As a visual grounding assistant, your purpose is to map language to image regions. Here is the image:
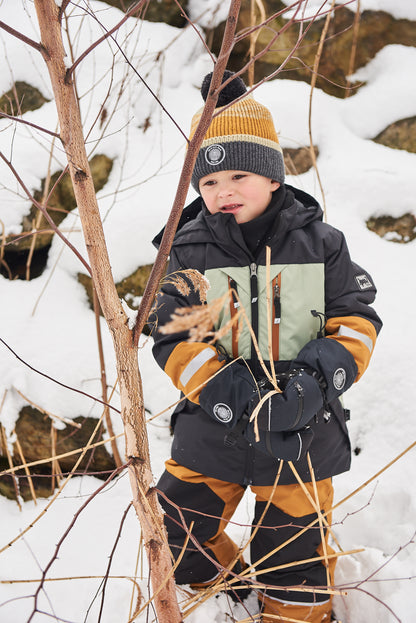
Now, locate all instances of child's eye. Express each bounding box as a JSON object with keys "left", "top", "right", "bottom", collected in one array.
[
  {"left": 202, "top": 179, "right": 216, "bottom": 186},
  {"left": 233, "top": 174, "right": 246, "bottom": 180}
]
